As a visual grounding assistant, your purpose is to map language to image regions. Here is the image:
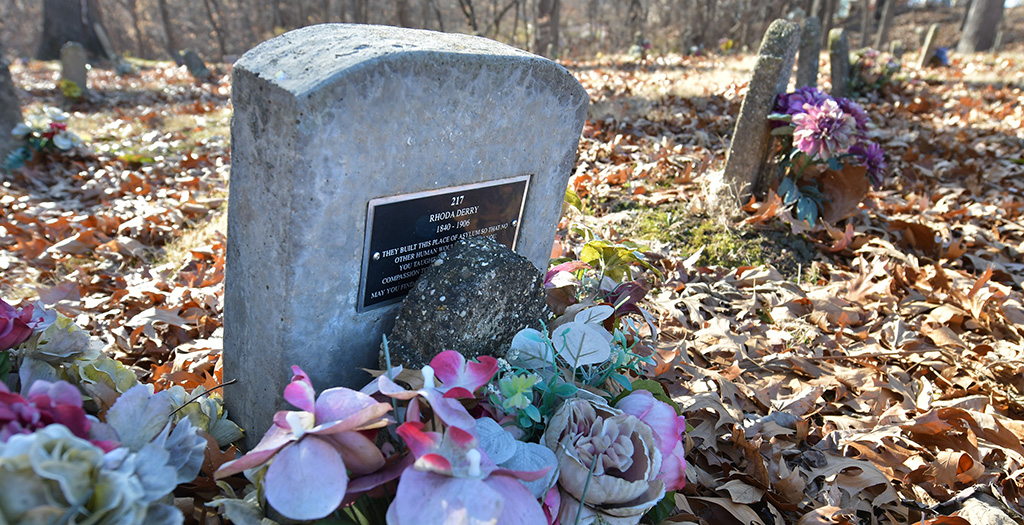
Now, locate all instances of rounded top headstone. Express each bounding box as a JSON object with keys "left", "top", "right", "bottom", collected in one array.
[{"left": 235, "top": 24, "right": 581, "bottom": 101}]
